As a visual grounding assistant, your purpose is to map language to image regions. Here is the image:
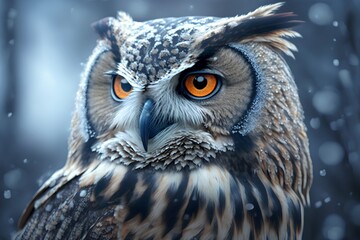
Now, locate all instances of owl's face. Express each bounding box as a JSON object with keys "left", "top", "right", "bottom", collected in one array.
[
  {"left": 69, "top": 3, "right": 311, "bottom": 203},
  {"left": 86, "top": 43, "right": 256, "bottom": 161}
]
